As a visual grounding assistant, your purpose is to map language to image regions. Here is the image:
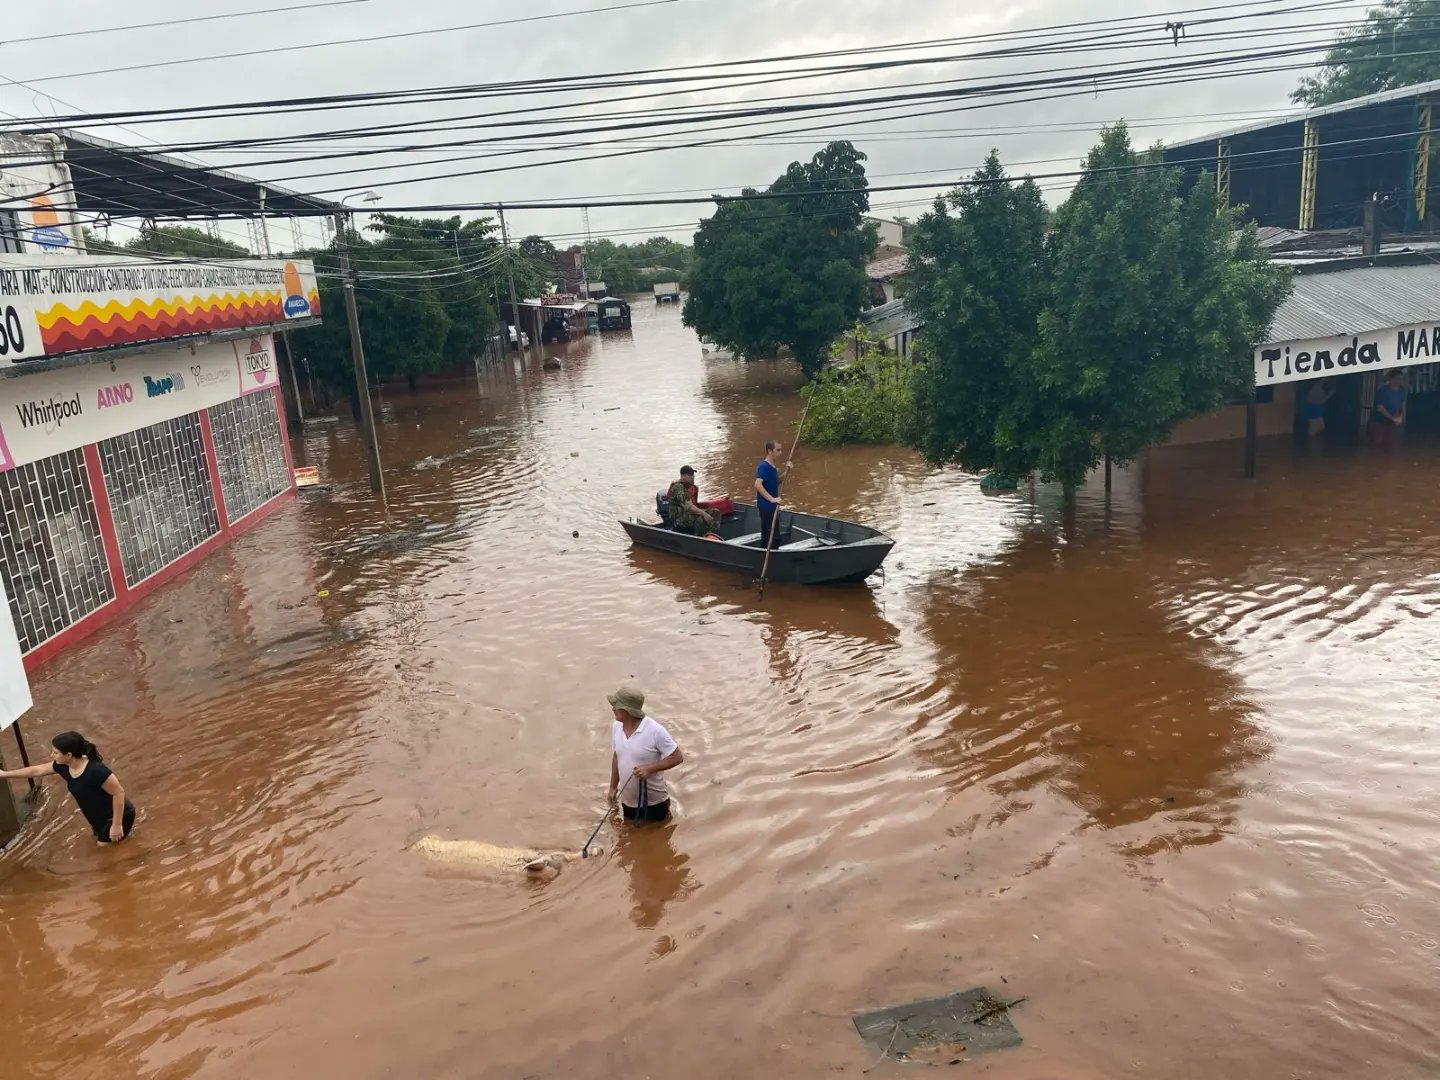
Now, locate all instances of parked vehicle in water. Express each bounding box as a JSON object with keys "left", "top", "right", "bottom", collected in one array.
[
  {"left": 653, "top": 281, "right": 681, "bottom": 303},
  {"left": 594, "top": 296, "right": 631, "bottom": 331}
]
